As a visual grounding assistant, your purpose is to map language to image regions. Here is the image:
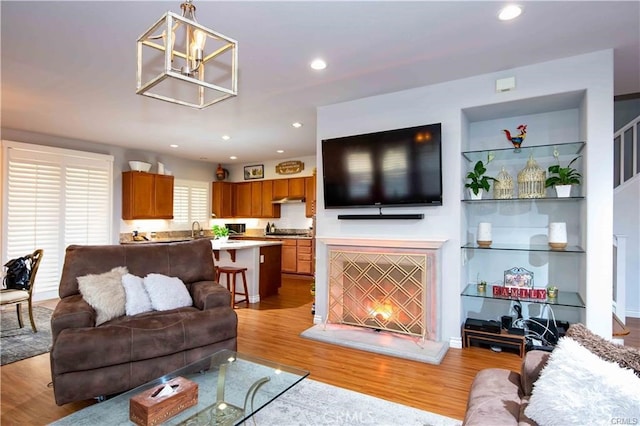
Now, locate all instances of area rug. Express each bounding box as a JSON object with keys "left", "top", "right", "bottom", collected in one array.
[
  {"left": 52, "top": 378, "right": 461, "bottom": 426},
  {"left": 1, "top": 306, "right": 53, "bottom": 365},
  {"left": 301, "top": 323, "right": 449, "bottom": 365}
]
